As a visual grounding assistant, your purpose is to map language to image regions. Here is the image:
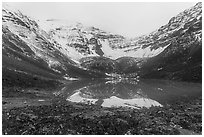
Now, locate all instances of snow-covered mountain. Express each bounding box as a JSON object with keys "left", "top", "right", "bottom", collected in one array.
[
  {"left": 139, "top": 2, "right": 202, "bottom": 82},
  {"left": 72, "top": 2, "right": 202, "bottom": 82},
  {"left": 2, "top": 2, "right": 202, "bottom": 83},
  {"left": 2, "top": 4, "right": 107, "bottom": 88},
  {"left": 36, "top": 3, "right": 201, "bottom": 61},
  {"left": 37, "top": 19, "right": 168, "bottom": 60}
]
